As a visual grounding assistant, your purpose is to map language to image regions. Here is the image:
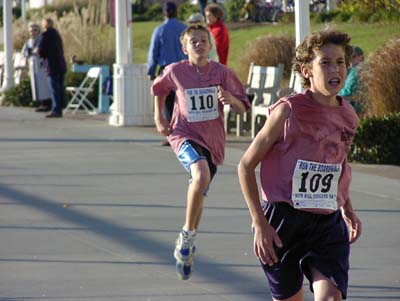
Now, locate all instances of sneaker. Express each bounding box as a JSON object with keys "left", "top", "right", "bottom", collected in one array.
[
  {"left": 174, "top": 230, "right": 196, "bottom": 280},
  {"left": 175, "top": 260, "right": 193, "bottom": 280},
  {"left": 174, "top": 230, "right": 196, "bottom": 262}
]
